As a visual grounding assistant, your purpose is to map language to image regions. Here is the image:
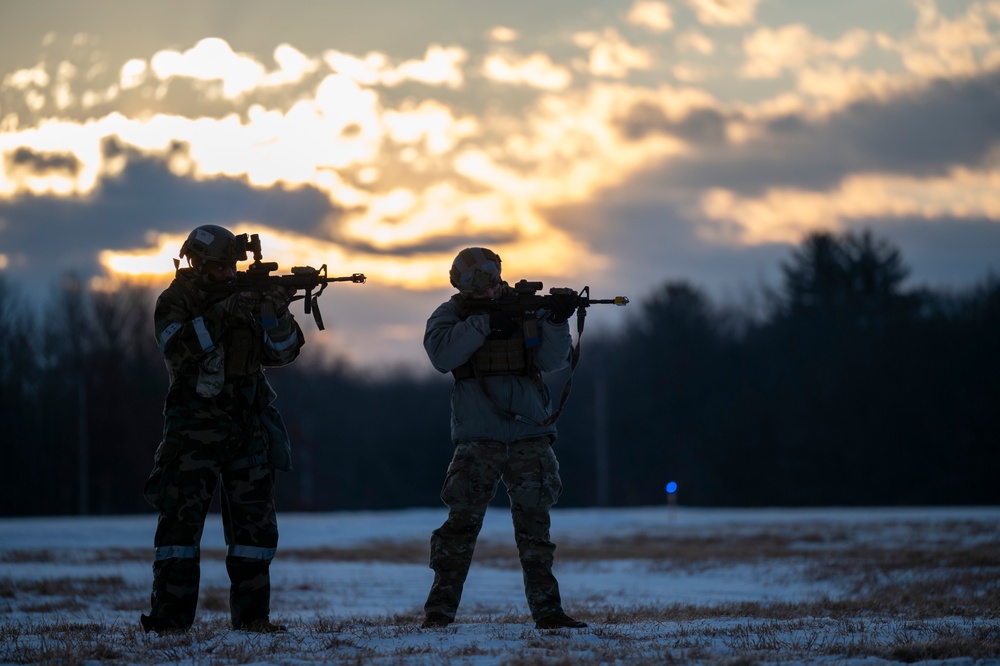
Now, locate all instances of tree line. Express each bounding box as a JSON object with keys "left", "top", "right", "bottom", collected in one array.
[{"left": 1, "top": 230, "right": 998, "bottom": 516}]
